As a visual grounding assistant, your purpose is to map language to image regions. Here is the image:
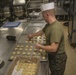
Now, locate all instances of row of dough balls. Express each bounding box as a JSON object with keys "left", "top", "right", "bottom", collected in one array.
[
  {"left": 12, "top": 51, "right": 46, "bottom": 56},
  {"left": 10, "top": 55, "right": 46, "bottom": 60},
  {"left": 16, "top": 45, "right": 33, "bottom": 48},
  {"left": 14, "top": 46, "right": 33, "bottom": 50}
]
